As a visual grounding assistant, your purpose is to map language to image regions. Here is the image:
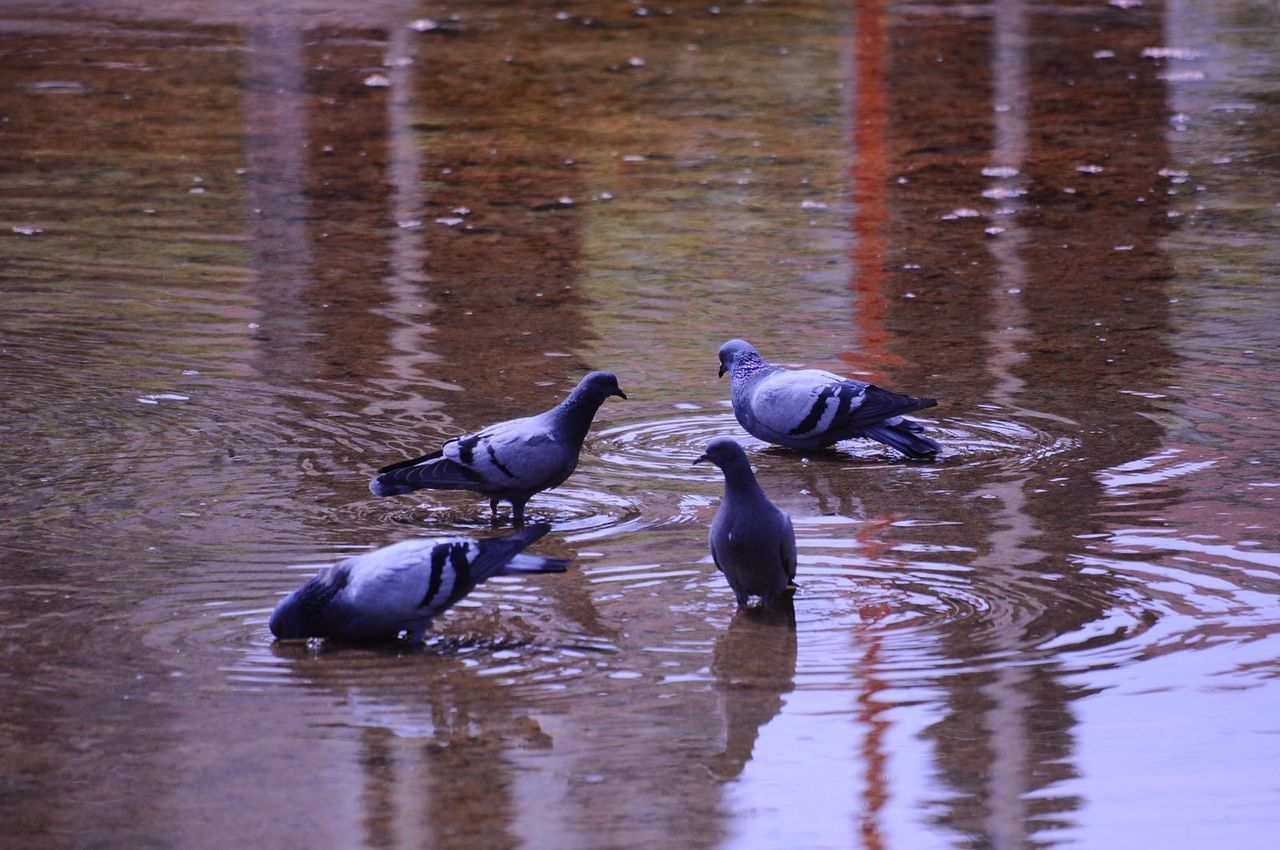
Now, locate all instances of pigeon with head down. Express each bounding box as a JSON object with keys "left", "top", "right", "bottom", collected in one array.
[
  {"left": 695, "top": 437, "right": 797, "bottom": 609},
  {"left": 270, "top": 523, "right": 569, "bottom": 643},
  {"left": 370, "top": 371, "right": 627, "bottom": 524},
  {"left": 717, "top": 339, "right": 940, "bottom": 459}
]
